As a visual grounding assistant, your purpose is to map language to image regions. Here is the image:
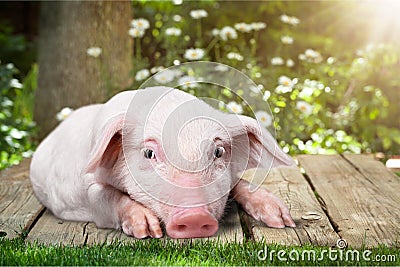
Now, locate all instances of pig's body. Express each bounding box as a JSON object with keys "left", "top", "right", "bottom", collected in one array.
[
  {"left": 30, "top": 87, "right": 296, "bottom": 238},
  {"left": 30, "top": 91, "right": 135, "bottom": 223}
]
